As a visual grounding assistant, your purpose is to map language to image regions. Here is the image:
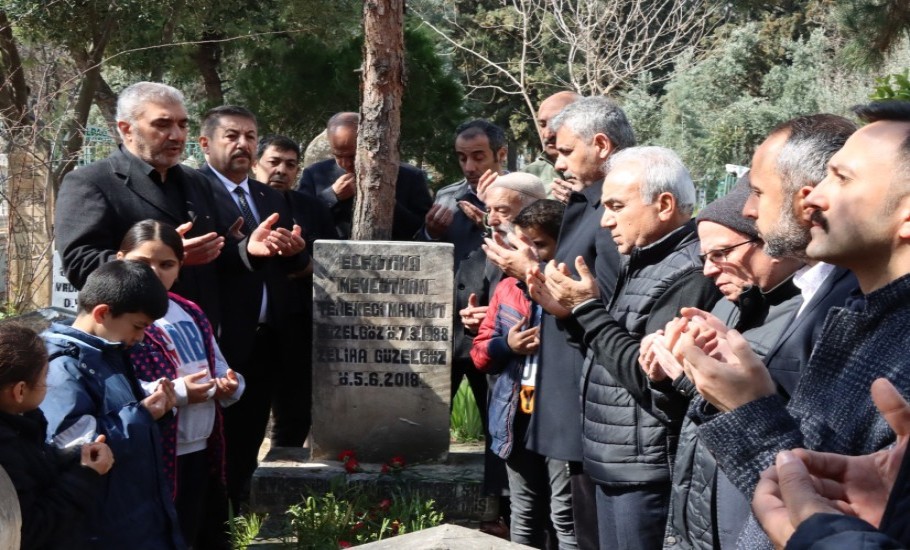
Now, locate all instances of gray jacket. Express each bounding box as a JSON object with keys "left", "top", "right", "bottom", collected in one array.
[{"left": 697, "top": 273, "right": 910, "bottom": 548}]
